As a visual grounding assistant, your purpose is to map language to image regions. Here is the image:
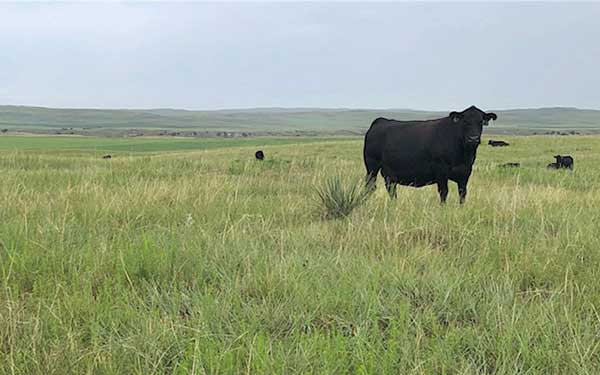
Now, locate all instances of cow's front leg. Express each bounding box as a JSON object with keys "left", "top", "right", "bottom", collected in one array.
[
  {"left": 457, "top": 181, "right": 468, "bottom": 205},
  {"left": 437, "top": 179, "right": 449, "bottom": 204},
  {"left": 451, "top": 166, "right": 472, "bottom": 205}
]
